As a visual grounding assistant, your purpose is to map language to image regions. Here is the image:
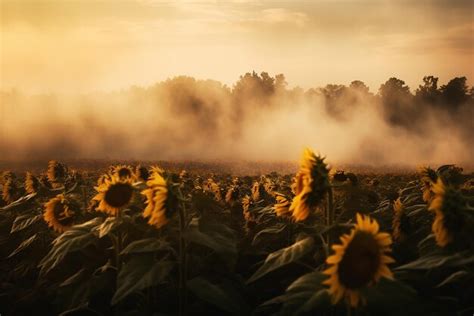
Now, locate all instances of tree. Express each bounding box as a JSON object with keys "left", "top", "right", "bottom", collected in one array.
[{"left": 440, "top": 76, "right": 469, "bottom": 109}]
